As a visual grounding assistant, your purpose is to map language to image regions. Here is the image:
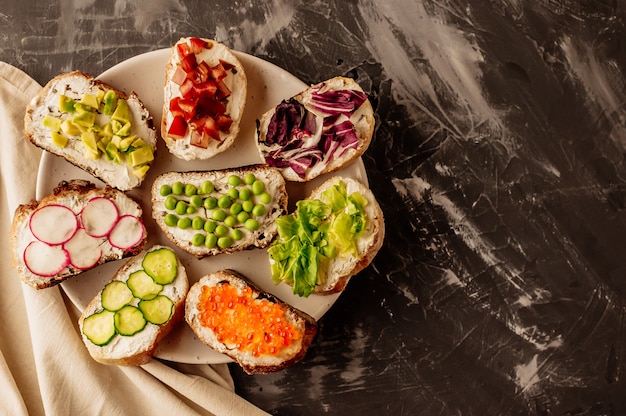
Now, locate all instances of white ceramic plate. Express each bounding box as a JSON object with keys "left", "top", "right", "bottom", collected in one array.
[{"left": 36, "top": 48, "right": 368, "bottom": 364}]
